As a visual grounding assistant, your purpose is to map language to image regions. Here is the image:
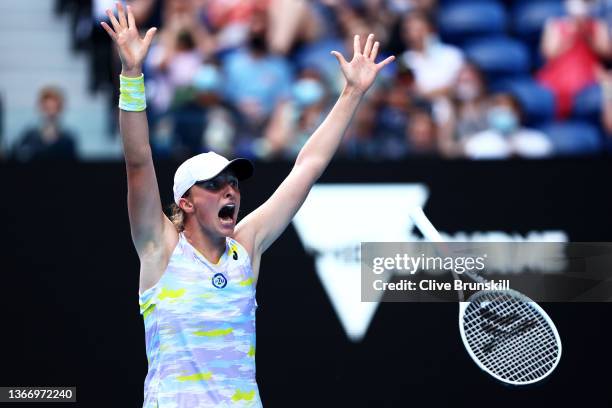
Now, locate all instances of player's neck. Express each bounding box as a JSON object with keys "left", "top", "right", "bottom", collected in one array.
[{"left": 183, "top": 226, "right": 226, "bottom": 264}]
